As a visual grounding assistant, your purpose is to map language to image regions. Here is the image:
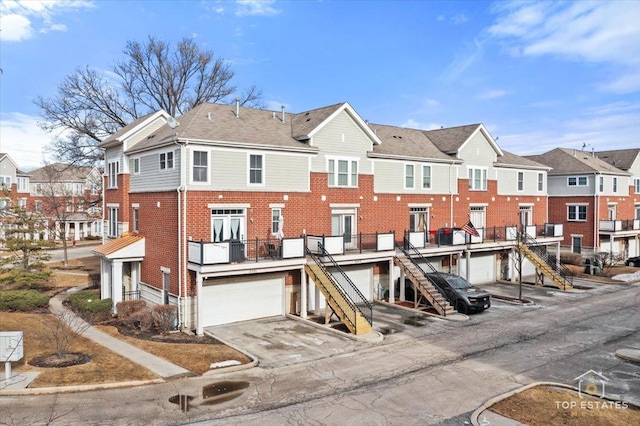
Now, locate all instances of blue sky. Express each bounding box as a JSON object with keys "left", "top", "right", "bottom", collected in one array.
[{"left": 1, "top": 0, "right": 639, "bottom": 171}]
